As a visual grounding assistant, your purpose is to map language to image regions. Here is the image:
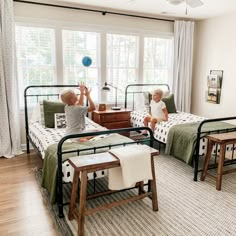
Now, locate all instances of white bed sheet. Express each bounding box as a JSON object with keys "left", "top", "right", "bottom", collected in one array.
[{"left": 29, "top": 117, "right": 107, "bottom": 182}]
